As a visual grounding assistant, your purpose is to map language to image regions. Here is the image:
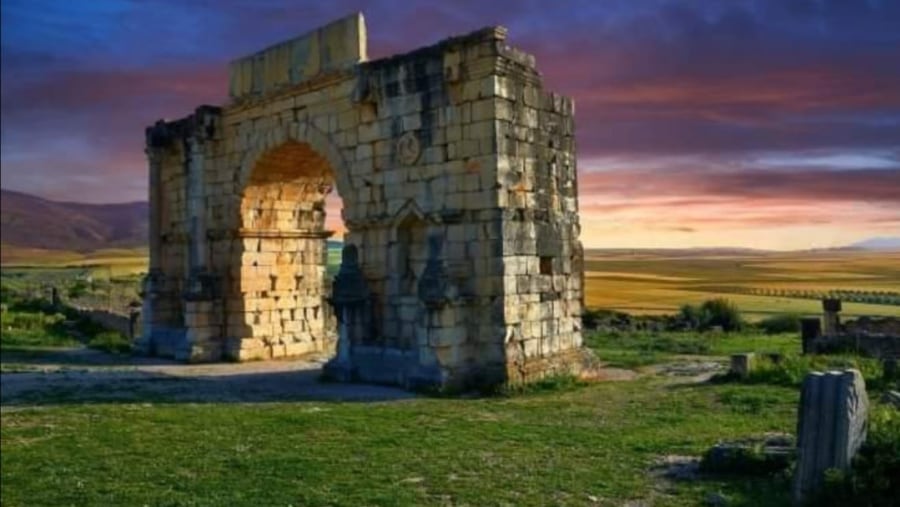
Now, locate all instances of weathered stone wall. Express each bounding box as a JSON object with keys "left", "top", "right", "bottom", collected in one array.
[
  {"left": 802, "top": 306, "right": 900, "bottom": 359},
  {"left": 140, "top": 13, "right": 584, "bottom": 389},
  {"left": 494, "top": 47, "right": 583, "bottom": 383}
]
